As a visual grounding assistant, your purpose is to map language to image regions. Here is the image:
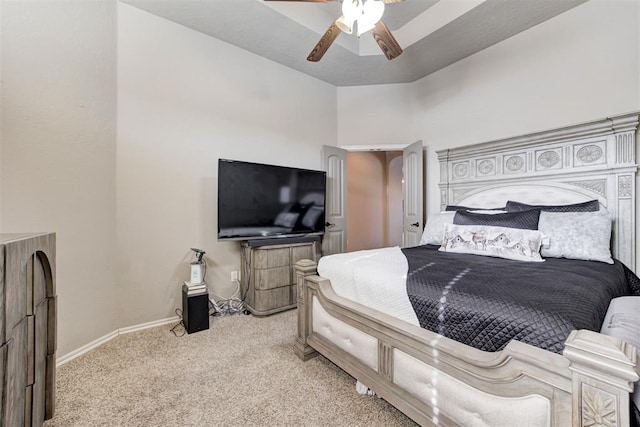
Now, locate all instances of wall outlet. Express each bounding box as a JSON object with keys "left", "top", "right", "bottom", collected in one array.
[{"left": 231, "top": 270, "right": 239, "bottom": 282}]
